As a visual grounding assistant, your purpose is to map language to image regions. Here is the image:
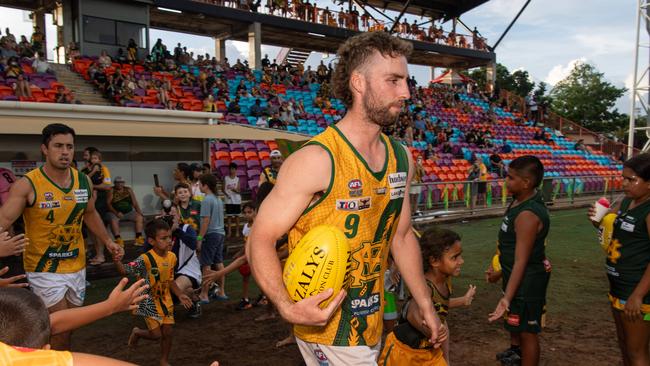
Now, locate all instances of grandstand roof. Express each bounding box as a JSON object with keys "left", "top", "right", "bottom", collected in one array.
[
  {"left": 0, "top": 102, "right": 310, "bottom": 141},
  {"left": 152, "top": 0, "right": 495, "bottom": 69},
  {"left": 359, "top": 0, "right": 489, "bottom": 21}
]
